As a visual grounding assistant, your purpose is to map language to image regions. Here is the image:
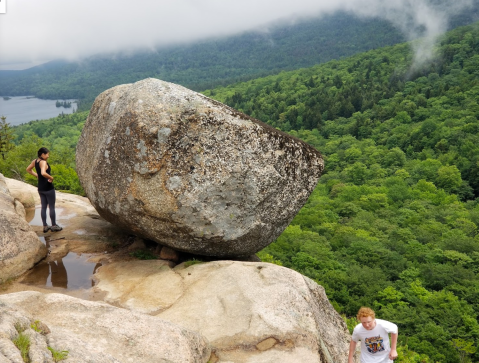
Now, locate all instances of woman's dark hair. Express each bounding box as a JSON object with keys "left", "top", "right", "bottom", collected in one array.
[{"left": 37, "top": 147, "right": 50, "bottom": 160}]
